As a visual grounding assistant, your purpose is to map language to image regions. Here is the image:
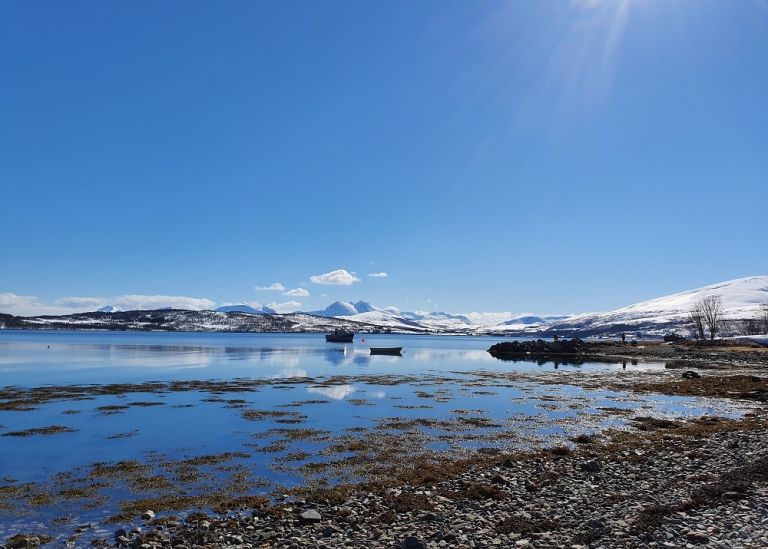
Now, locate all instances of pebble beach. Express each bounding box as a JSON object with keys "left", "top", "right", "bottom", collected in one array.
[
  {"left": 3, "top": 340, "right": 768, "bottom": 549},
  {"left": 45, "top": 418, "right": 768, "bottom": 549}
]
